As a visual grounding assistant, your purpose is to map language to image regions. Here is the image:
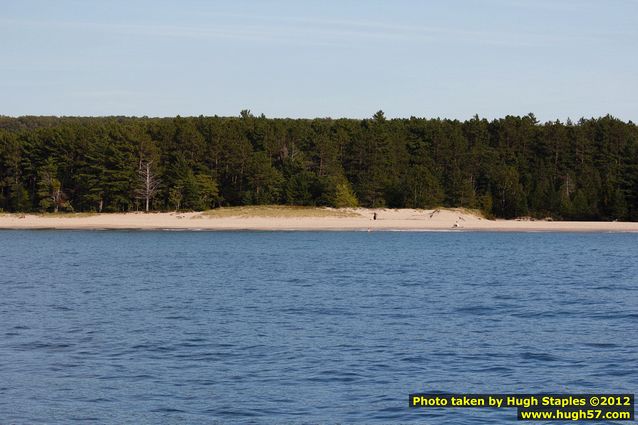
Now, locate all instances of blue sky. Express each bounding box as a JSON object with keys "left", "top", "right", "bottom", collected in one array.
[{"left": 1, "top": 0, "right": 637, "bottom": 120}]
